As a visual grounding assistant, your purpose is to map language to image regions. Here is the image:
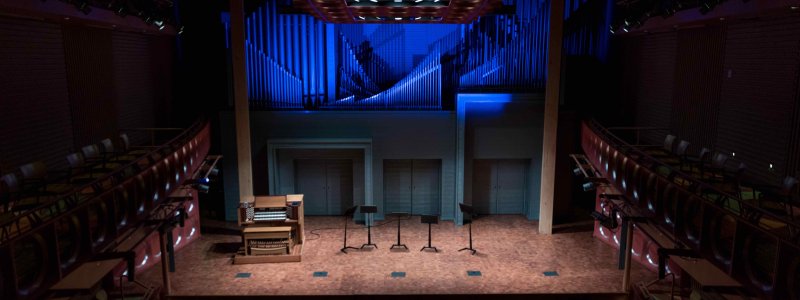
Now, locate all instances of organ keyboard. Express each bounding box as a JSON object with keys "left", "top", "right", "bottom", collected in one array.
[{"left": 252, "top": 209, "right": 287, "bottom": 222}]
